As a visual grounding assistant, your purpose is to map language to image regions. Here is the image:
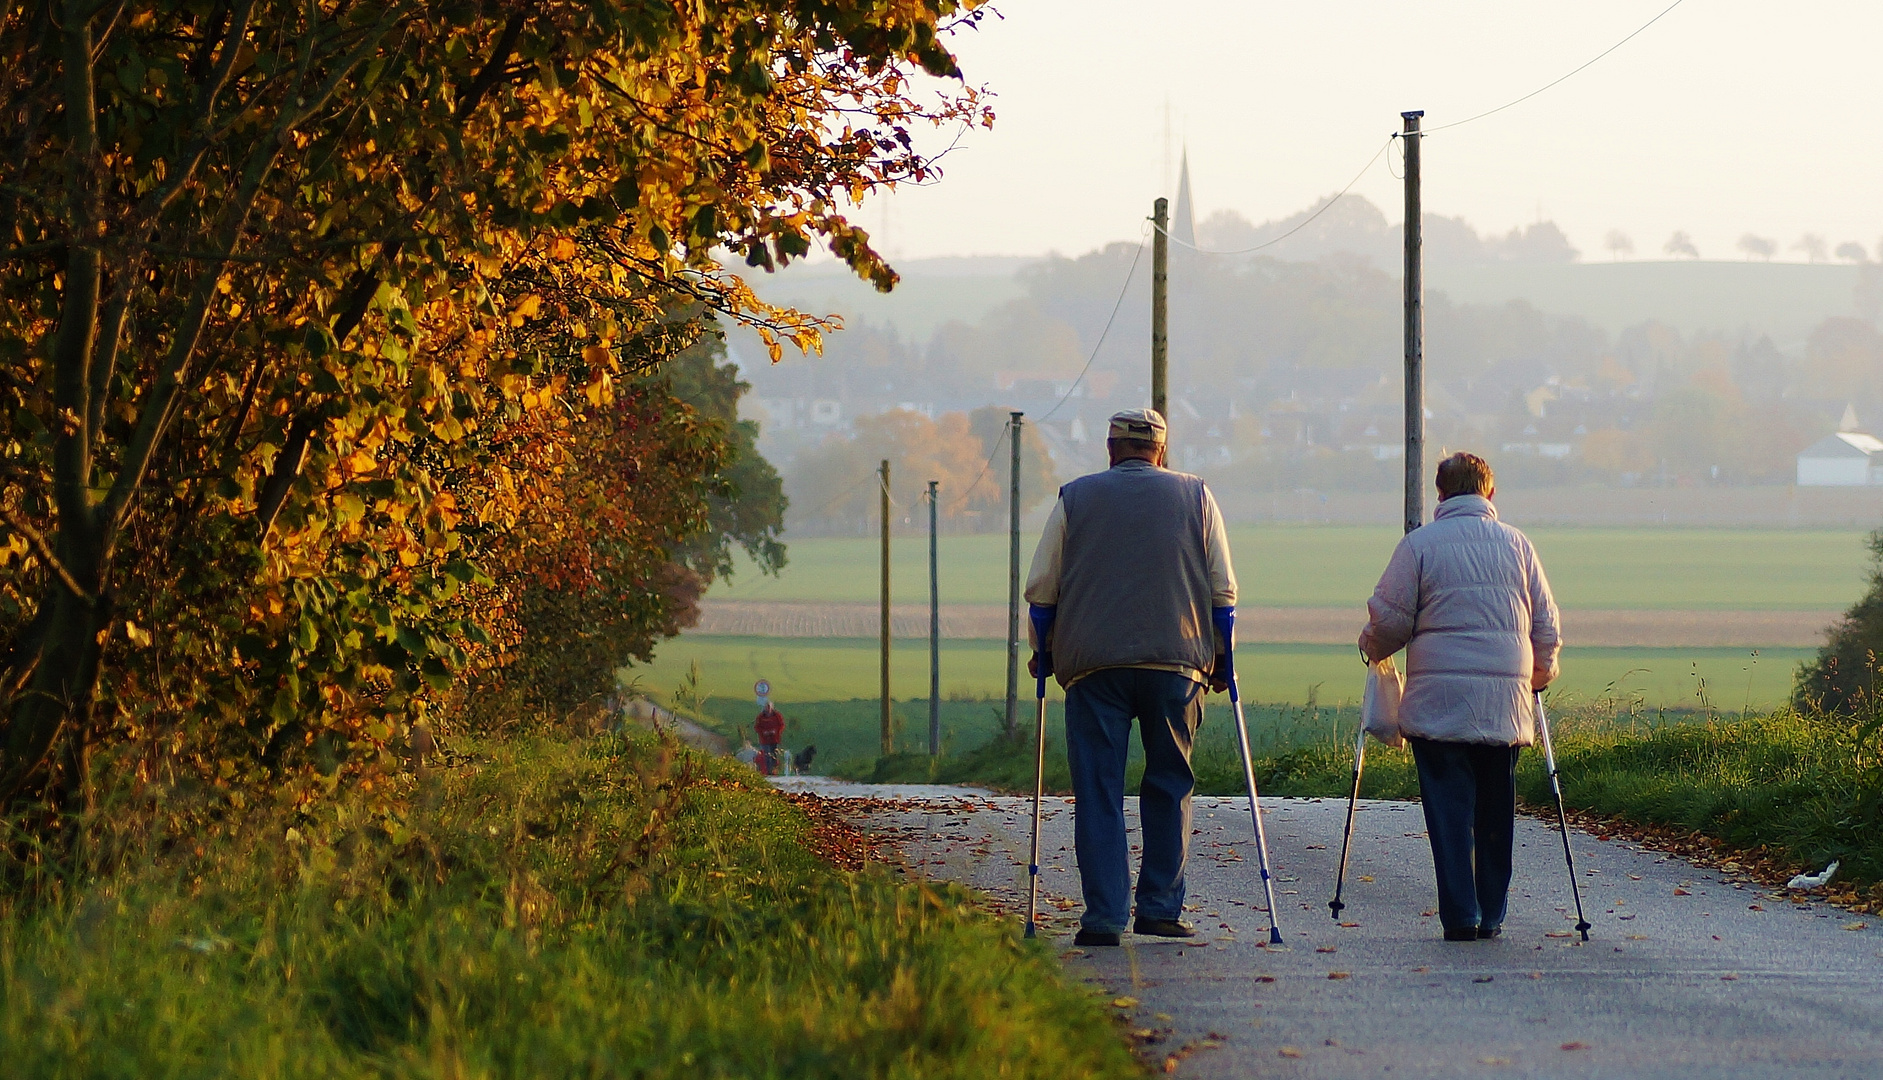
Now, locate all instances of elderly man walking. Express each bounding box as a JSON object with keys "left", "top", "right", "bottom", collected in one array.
[
  {"left": 1360, "top": 452, "right": 1561, "bottom": 941},
  {"left": 1024, "top": 408, "right": 1236, "bottom": 948}
]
